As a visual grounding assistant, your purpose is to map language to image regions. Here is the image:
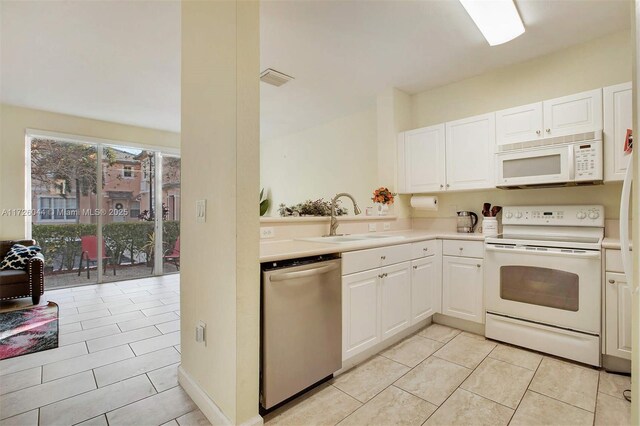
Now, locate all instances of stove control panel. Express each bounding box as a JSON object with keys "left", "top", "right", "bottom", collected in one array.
[{"left": 502, "top": 205, "right": 604, "bottom": 227}]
